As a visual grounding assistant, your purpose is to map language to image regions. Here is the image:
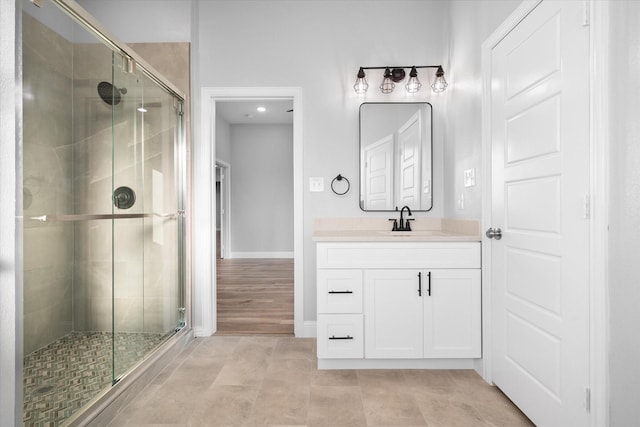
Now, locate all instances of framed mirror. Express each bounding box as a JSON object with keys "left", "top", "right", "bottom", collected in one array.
[{"left": 359, "top": 102, "right": 432, "bottom": 211}]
